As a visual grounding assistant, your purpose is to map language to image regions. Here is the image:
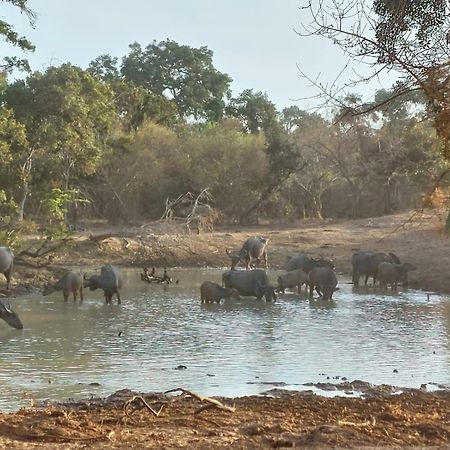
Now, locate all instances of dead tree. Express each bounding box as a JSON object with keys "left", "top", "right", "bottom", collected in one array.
[{"left": 160, "top": 189, "right": 218, "bottom": 234}]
